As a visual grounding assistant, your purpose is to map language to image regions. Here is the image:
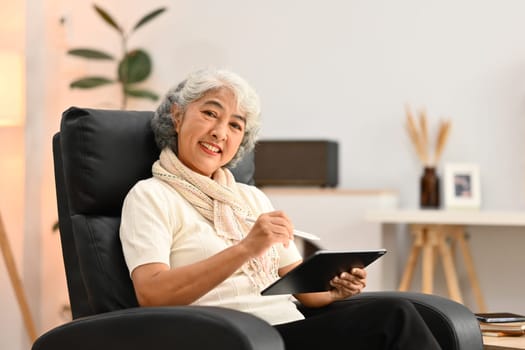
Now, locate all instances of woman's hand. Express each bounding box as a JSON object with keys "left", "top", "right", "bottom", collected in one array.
[
  {"left": 328, "top": 267, "right": 367, "bottom": 301},
  {"left": 240, "top": 211, "right": 294, "bottom": 258},
  {"left": 293, "top": 266, "right": 368, "bottom": 308}
]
